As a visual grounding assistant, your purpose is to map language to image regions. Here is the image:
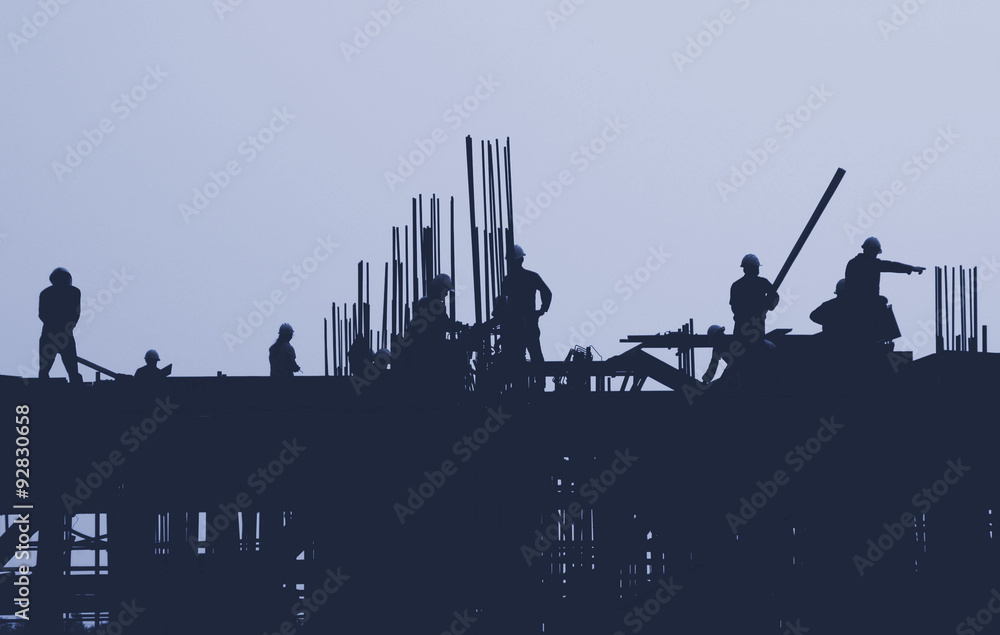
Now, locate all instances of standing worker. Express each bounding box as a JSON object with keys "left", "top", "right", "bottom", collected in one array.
[
  {"left": 730, "top": 254, "right": 779, "bottom": 345},
  {"left": 844, "top": 237, "right": 924, "bottom": 298},
  {"left": 844, "top": 237, "right": 924, "bottom": 343},
  {"left": 269, "top": 323, "right": 301, "bottom": 377},
  {"left": 38, "top": 267, "right": 83, "bottom": 383},
  {"left": 498, "top": 245, "right": 552, "bottom": 364}
]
